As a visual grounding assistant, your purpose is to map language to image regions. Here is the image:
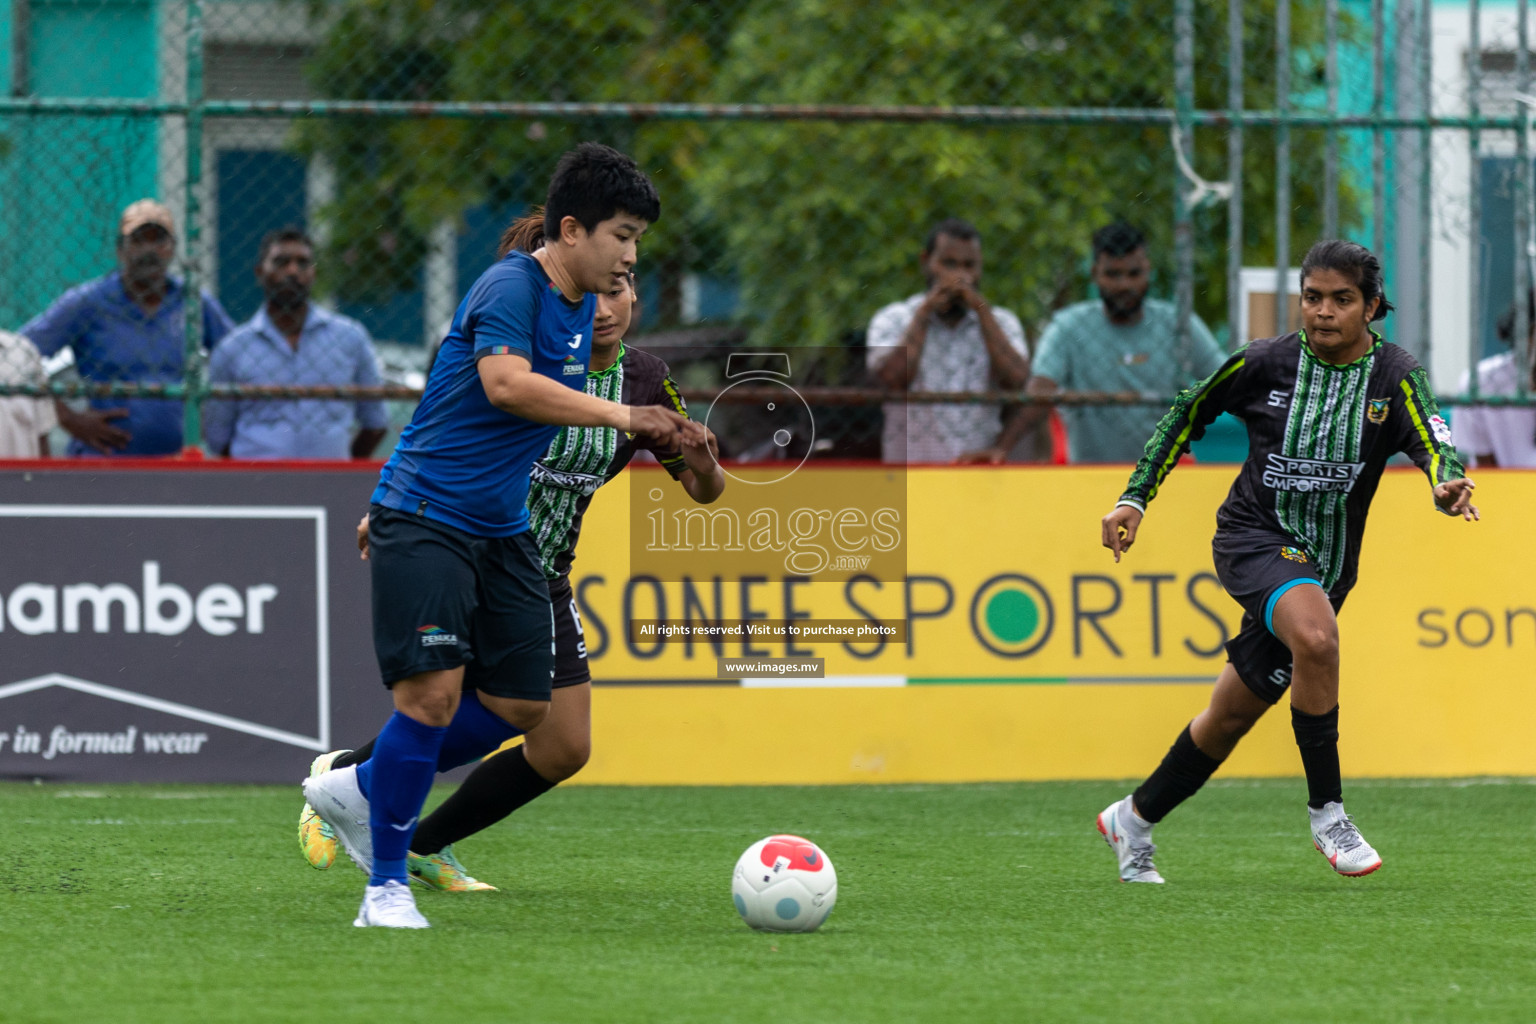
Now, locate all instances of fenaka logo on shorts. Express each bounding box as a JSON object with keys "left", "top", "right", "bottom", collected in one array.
[
  {"left": 562, "top": 354, "right": 586, "bottom": 376},
  {"left": 1366, "top": 398, "right": 1390, "bottom": 424},
  {"left": 1261, "top": 454, "right": 1365, "bottom": 493},
  {"left": 417, "top": 624, "right": 458, "bottom": 647},
  {"left": 1280, "top": 545, "right": 1309, "bottom": 563}
]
